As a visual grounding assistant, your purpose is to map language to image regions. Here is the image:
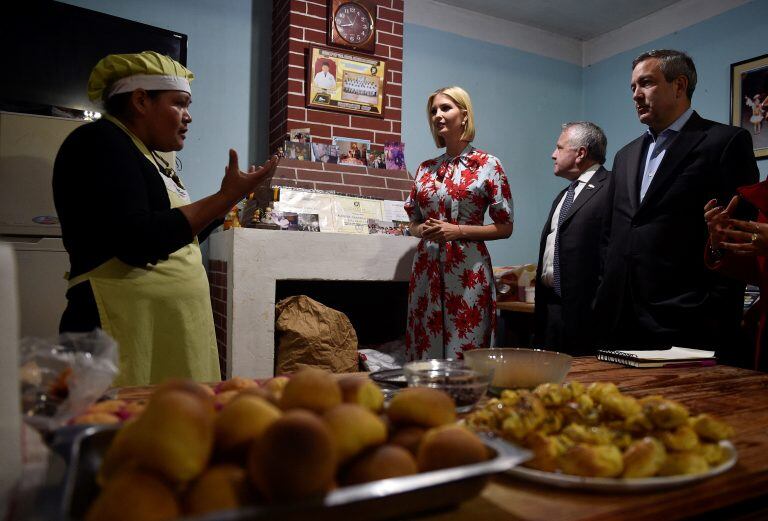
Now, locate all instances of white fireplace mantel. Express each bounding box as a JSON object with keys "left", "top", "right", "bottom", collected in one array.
[{"left": 208, "top": 228, "right": 419, "bottom": 378}]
